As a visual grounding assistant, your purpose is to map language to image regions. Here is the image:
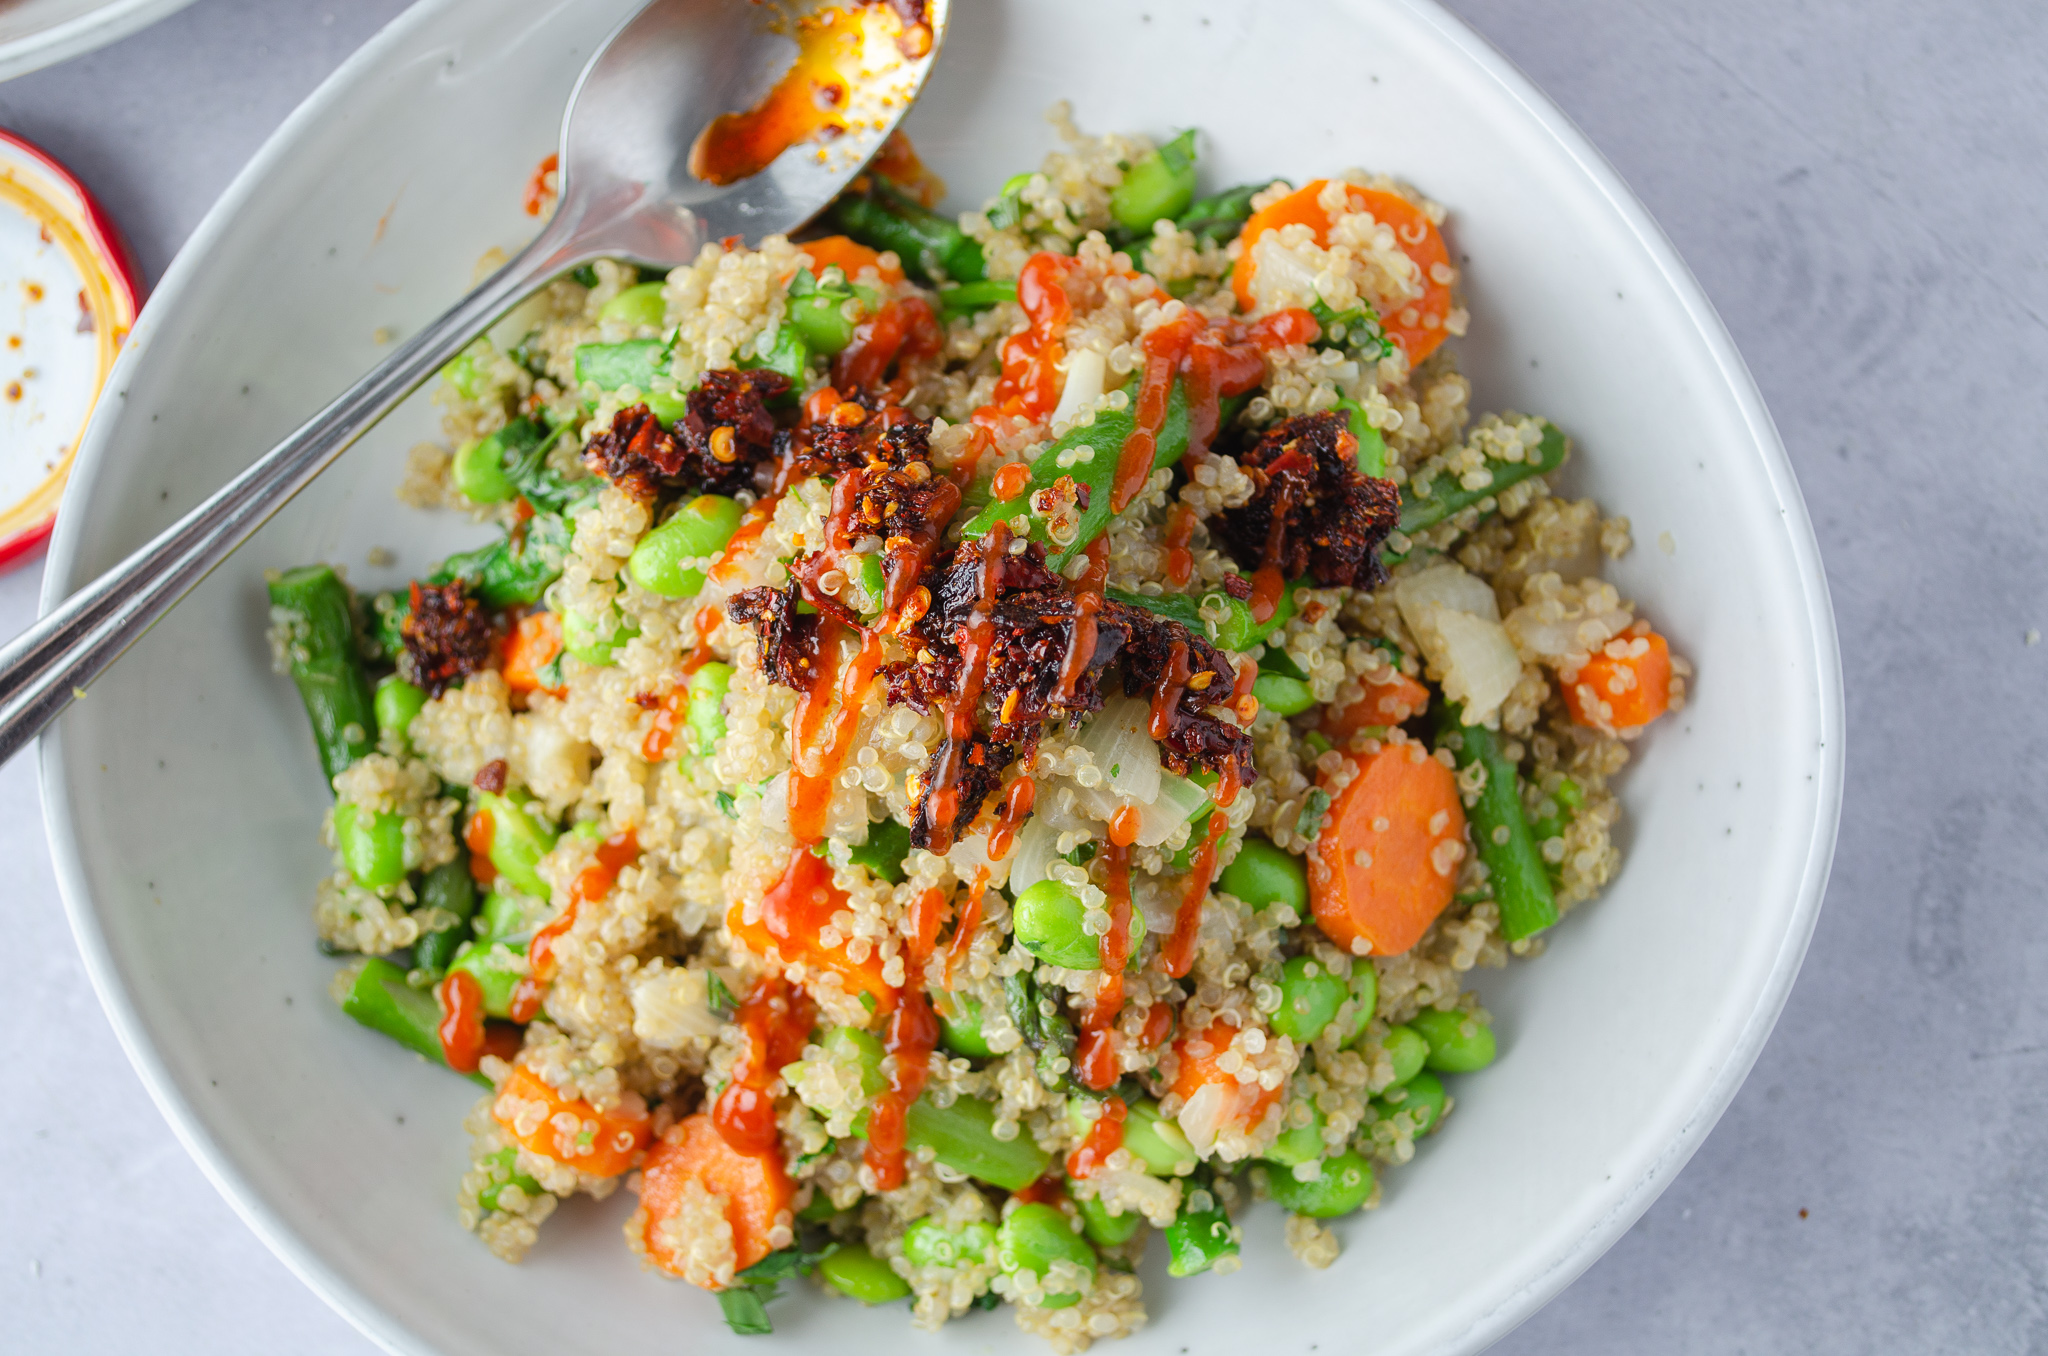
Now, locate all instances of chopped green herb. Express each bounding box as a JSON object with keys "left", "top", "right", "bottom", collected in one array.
[
  {"left": 707, "top": 970, "right": 737, "bottom": 1020},
  {"left": 1295, "top": 787, "right": 1333, "bottom": 841},
  {"left": 715, "top": 790, "right": 739, "bottom": 818}
]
